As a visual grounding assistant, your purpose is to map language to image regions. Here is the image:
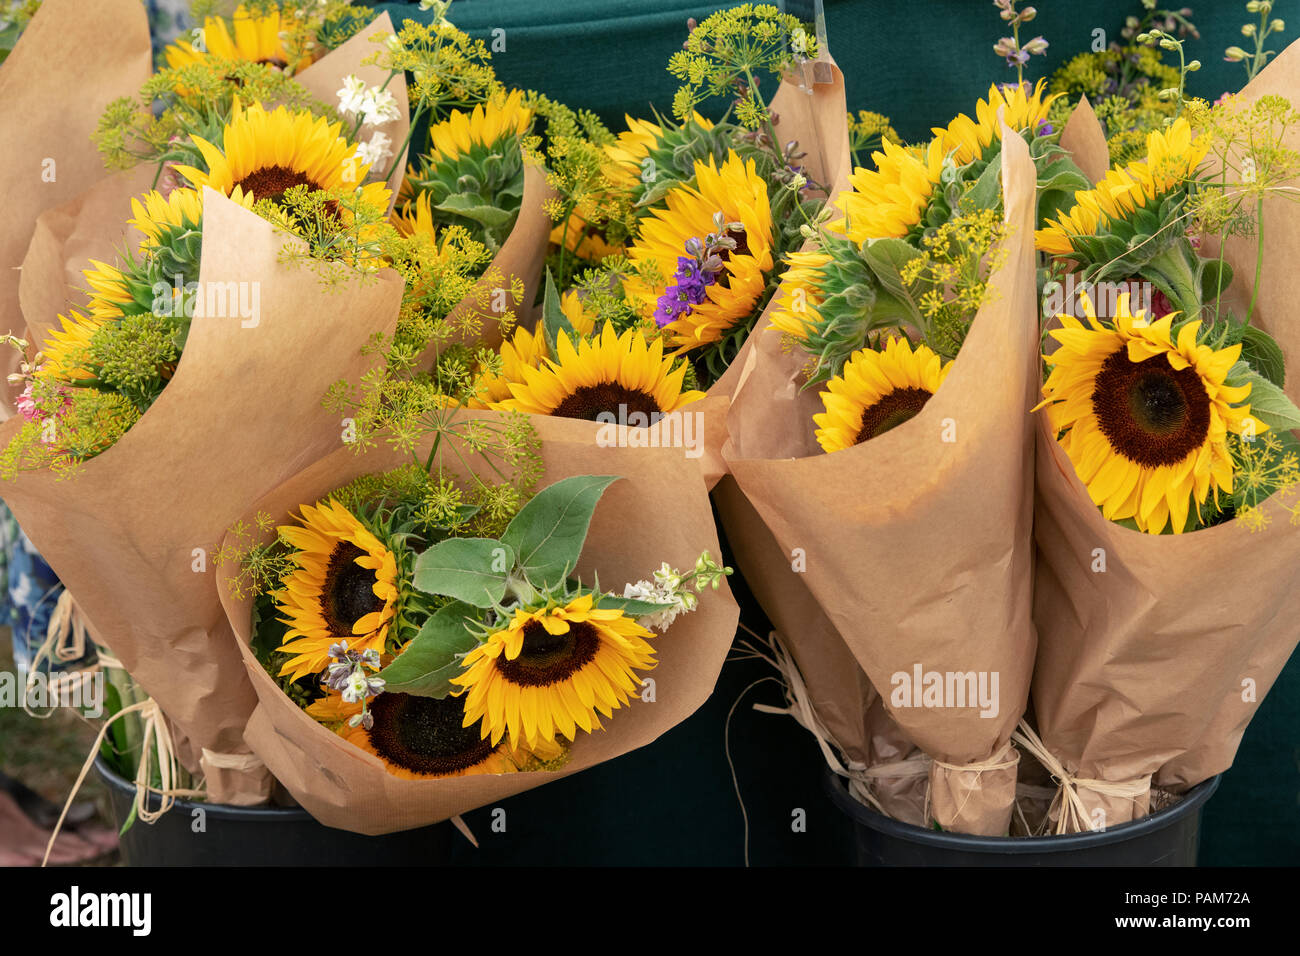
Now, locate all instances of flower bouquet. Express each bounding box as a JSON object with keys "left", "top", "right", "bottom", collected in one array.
[
  {"left": 215, "top": 414, "right": 737, "bottom": 833},
  {"left": 719, "top": 80, "right": 1100, "bottom": 834},
  {"left": 1028, "top": 30, "right": 1300, "bottom": 832},
  {"left": 462, "top": 4, "right": 853, "bottom": 488},
  {"left": 0, "top": 0, "right": 151, "bottom": 417}
]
